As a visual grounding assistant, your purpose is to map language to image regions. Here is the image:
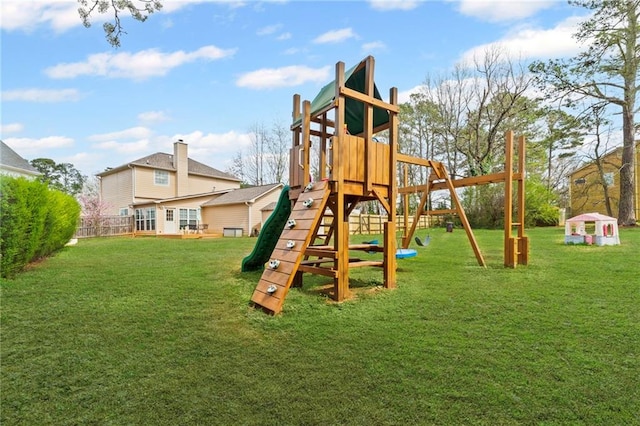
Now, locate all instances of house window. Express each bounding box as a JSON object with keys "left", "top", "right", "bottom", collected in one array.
[
  {"left": 154, "top": 170, "right": 169, "bottom": 186},
  {"left": 179, "top": 208, "right": 198, "bottom": 230},
  {"left": 135, "top": 208, "right": 156, "bottom": 231},
  {"left": 166, "top": 209, "right": 174, "bottom": 221},
  {"left": 145, "top": 208, "right": 156, "bottom": 230},
  {"left": 603, "top": 172, "right": 614, "bottom": 186},
  {"left": 119, "top": 208, "right": 129, "bottom": 216},
  {"left": 135, "top": 209, "right": 144, "bottom": 231}
]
